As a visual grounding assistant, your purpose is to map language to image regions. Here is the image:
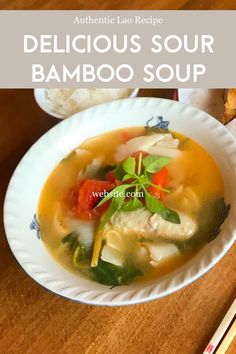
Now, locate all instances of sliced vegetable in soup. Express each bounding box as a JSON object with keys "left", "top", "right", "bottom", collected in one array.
[{"left": 38, "top": 127, "right": 229, "bottom": 286}]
